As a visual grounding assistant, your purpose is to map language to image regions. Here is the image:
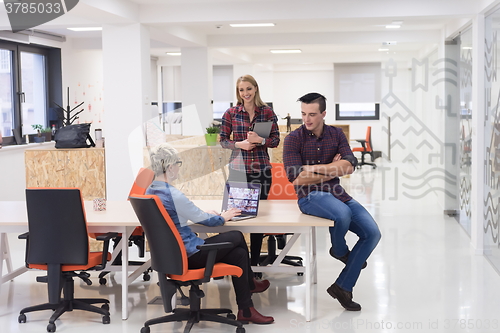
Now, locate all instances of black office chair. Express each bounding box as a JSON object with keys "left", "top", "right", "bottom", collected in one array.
[
  {"left": 129, "top": 194, "right": 245, "bottom": 333},
  {"left": 18, "top": 188, "right": 117, "bottom": 333}
]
